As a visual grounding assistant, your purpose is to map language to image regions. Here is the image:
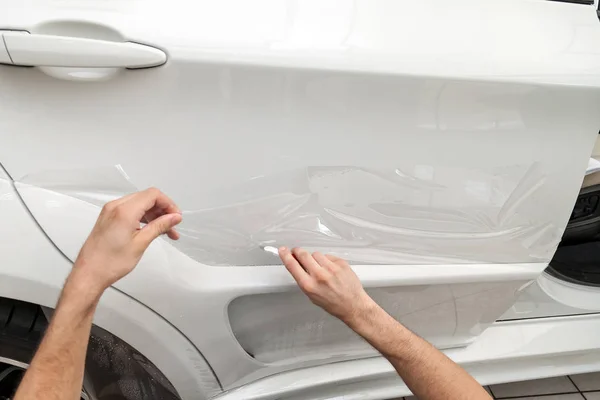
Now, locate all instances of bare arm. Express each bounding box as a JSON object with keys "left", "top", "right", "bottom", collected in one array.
[
  {"left": 347, "top": 299, "right": 490, "bottom": 400},
  {"left": 13, "top": 271, "right": 99, "bottom": 400},
  {"left": 14, "top": 188, "right": 182, "bottom": 400},
  {"left": 278, "top": 247, "right": 491, "bottom": 400}
]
